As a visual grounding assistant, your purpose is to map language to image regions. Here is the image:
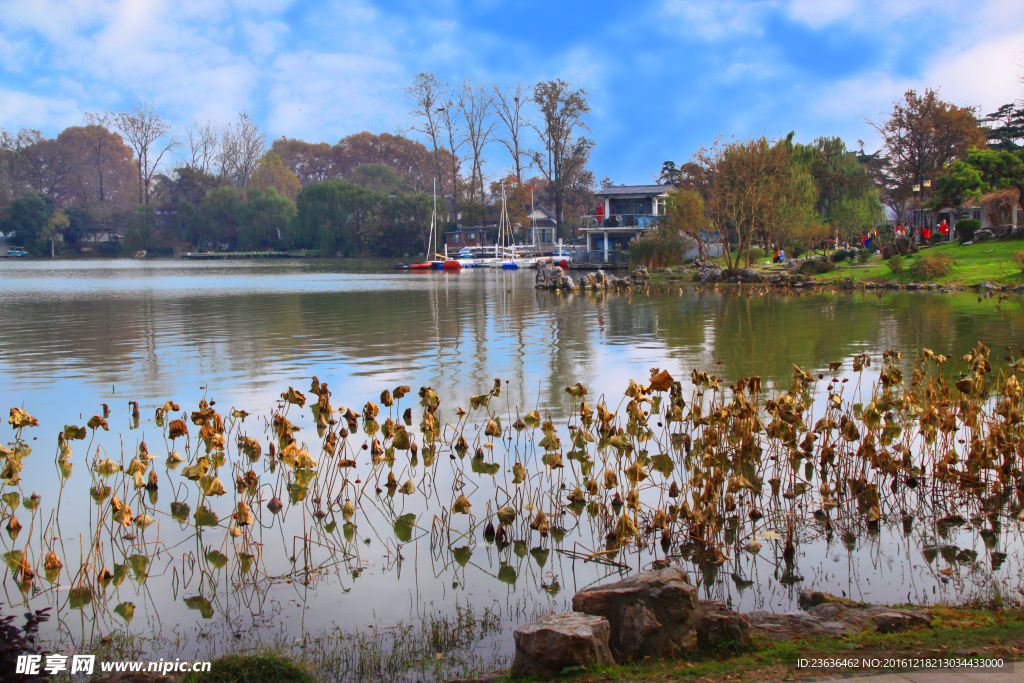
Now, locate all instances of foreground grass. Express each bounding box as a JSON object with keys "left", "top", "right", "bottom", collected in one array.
[{"left": 527, "top": 607, "right": 1024, "bottom": 683}]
